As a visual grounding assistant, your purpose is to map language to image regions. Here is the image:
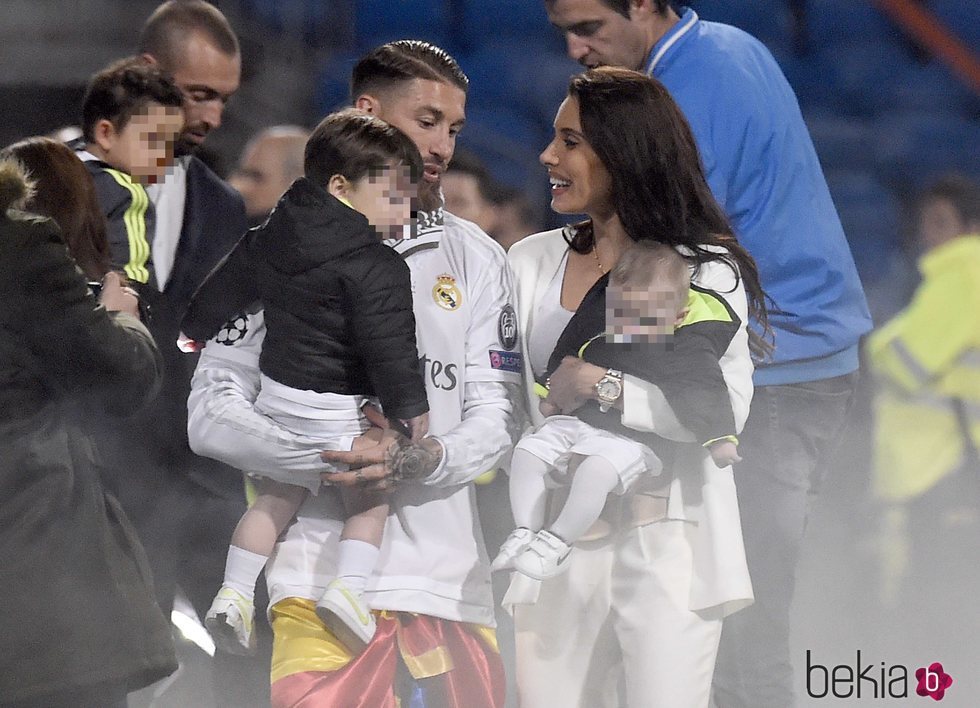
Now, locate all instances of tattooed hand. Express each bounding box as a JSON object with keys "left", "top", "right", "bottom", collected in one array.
[
  {"left": 388, "top": 437, "right": 443, "bottom": 482},
  {"left": 321, "top": 433, "right": 443, "bottom": 489}
]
